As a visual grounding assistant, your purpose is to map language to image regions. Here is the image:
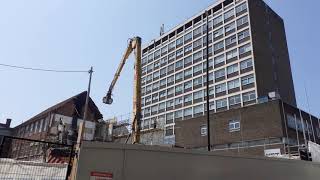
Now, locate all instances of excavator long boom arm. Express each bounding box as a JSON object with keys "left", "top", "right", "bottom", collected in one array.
[
  {"left": 103, "top": 37, "right": 142, "bottom": 144},
  {"left": 103, "top": 38, "right": 135, "bottom": 105}
]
